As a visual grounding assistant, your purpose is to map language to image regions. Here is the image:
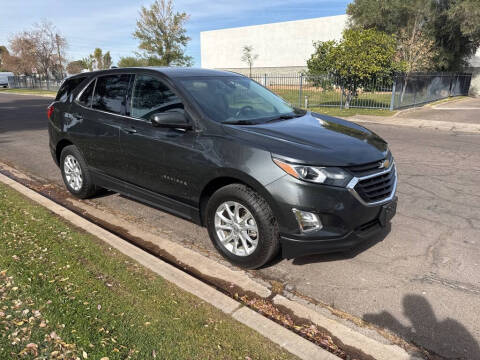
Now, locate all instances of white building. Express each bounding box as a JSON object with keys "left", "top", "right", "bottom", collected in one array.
[
  {"left": 200, "top": 15, "right": 348, "bottom": 75},
  {"left": 468, "top": 49, "right": 480, "bottom": 96},
  {"left": 200, "top": 15, "right": 479, "bottom": 95}
]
